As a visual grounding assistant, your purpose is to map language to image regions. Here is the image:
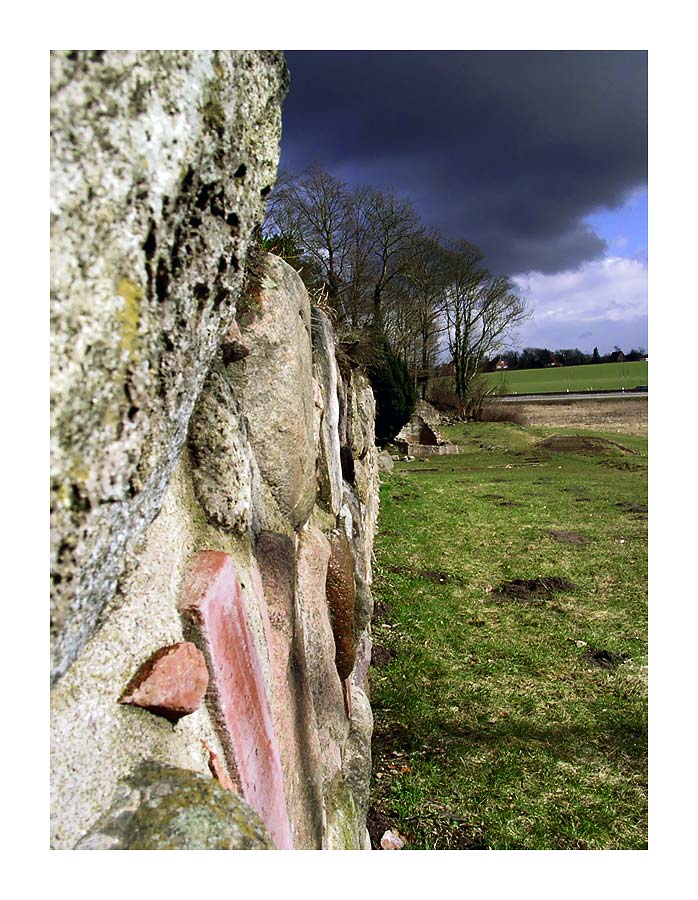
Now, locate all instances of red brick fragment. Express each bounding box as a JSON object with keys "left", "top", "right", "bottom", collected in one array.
[
  {"left": 201, "top": 740, "right": 237, "bottom": 793},
  {"left": 119, "top": 642, "right": 208, "bottom": 723}
]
